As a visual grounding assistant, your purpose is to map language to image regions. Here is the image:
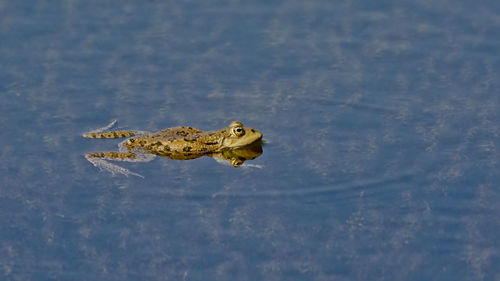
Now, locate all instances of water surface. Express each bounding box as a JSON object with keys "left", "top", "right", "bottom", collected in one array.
[{"left": 1, "top": 1, "right": 499, "bottom": 280}]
